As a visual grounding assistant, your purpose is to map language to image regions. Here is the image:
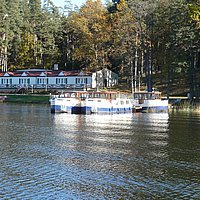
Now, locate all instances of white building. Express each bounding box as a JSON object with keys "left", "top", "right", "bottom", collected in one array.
[
  {"left": 92, "top": 68, "right": 119, "bottom": 89},
  {"left": 0, "top": 68, "right": 118, "bottom": 90}
]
